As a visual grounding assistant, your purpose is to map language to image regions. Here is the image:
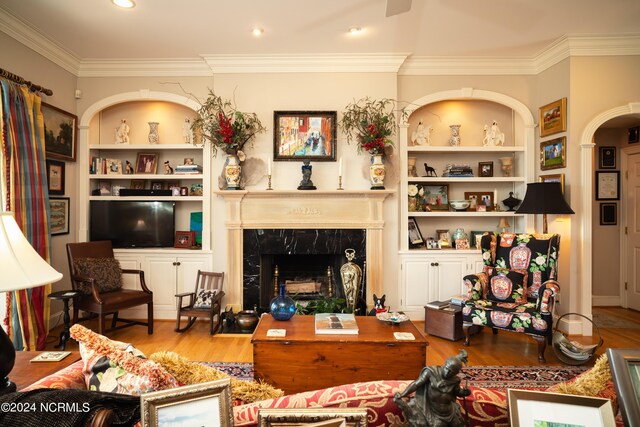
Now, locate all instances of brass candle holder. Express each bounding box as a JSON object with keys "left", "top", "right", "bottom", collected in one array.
[
  {"left": 337, "top": 176, "right": 343, "bottom": 190},
  {"left": 267, "top": 174, "right": 273, "bottom": 190}
]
